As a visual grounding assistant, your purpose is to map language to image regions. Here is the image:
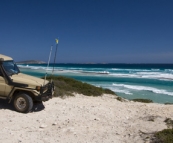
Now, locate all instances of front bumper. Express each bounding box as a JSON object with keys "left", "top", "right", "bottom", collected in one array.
[{"left": 35, "top": 82, "right": 54, "bottom": 102}]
